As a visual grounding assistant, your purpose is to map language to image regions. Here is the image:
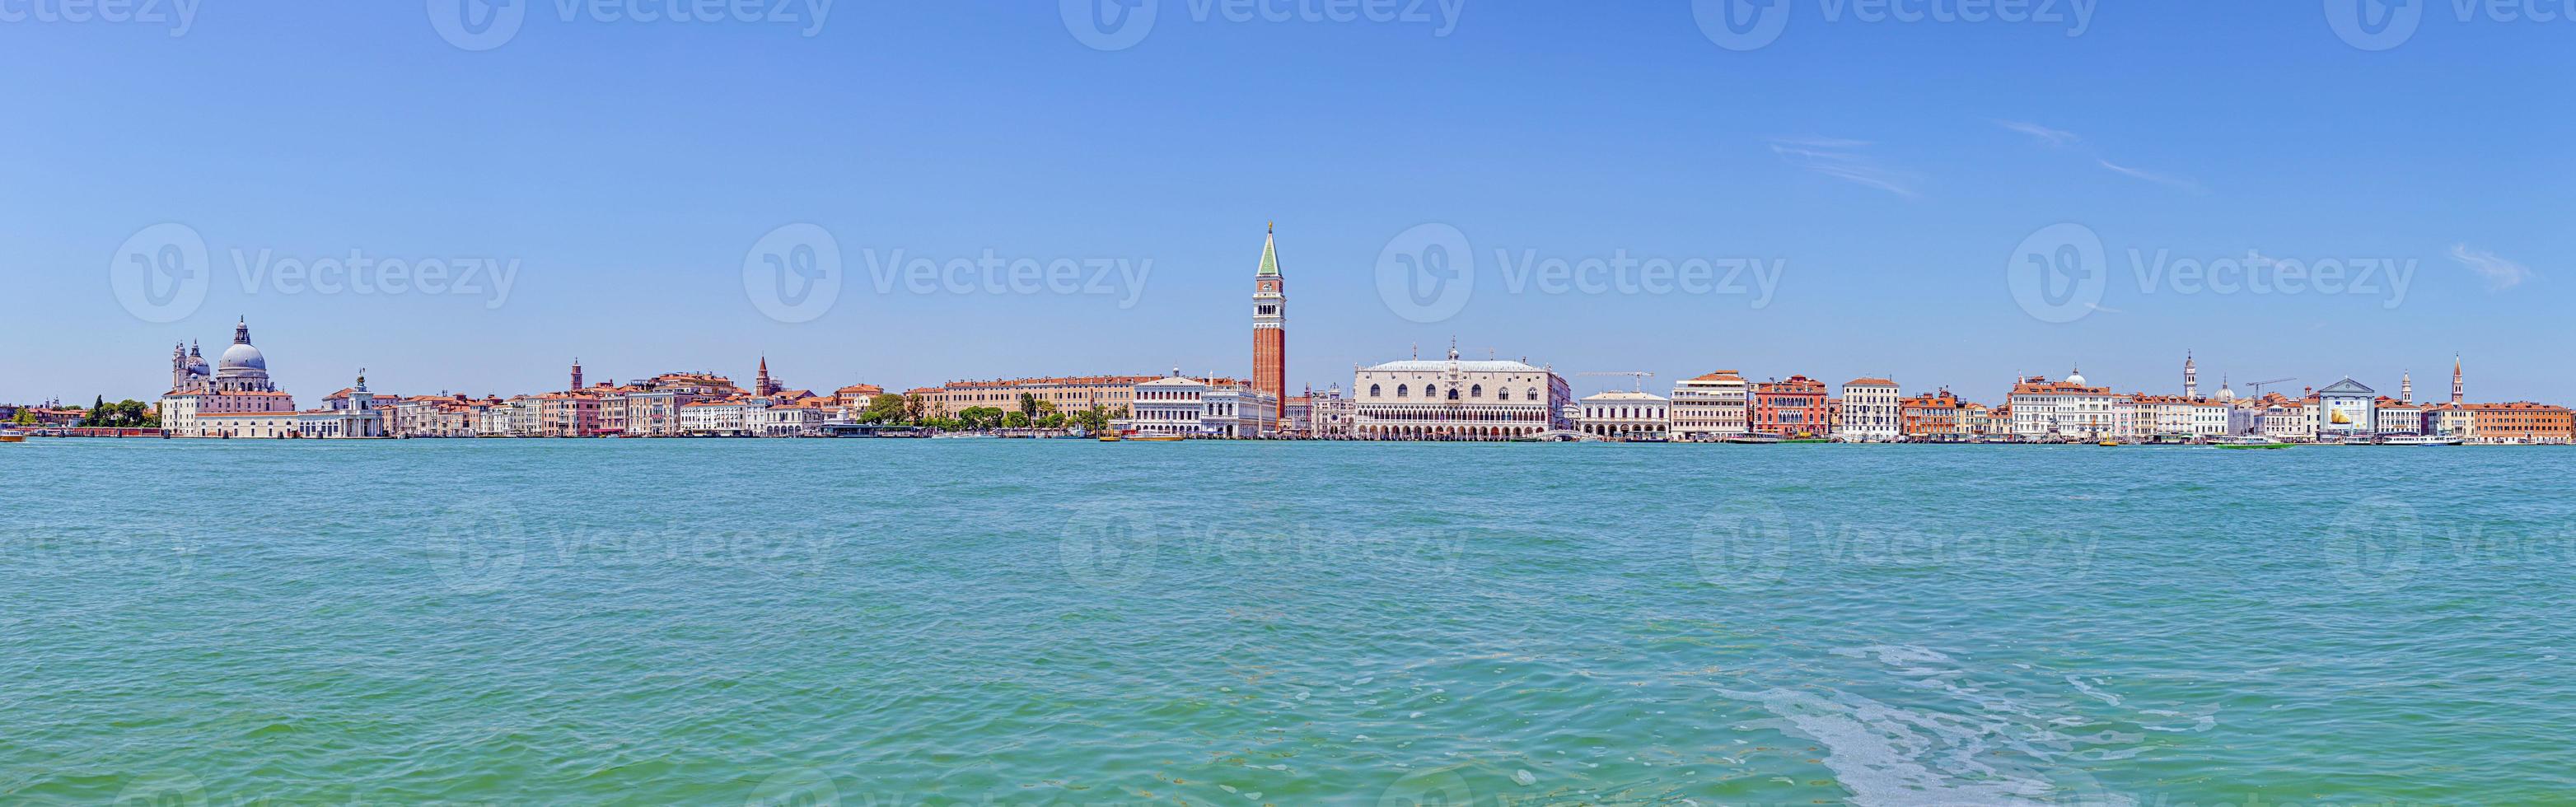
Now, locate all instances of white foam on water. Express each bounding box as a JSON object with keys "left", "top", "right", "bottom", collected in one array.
[{"left": 1717, "top": 643, "right": 2146, "bottom": 807}]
